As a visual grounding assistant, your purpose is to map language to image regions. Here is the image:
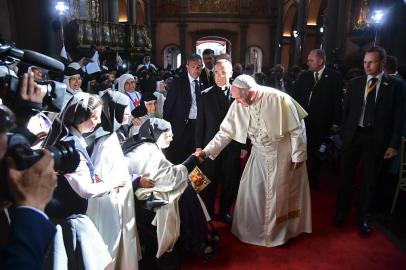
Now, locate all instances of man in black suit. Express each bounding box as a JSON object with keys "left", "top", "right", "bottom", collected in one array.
[
  {"left": 163, "top": 54, "right": 204, "bottom": 164},
  {"left": 195, "top": 59, "right": 247, "bottom": 223},
  {"left": 199, "top": 49, "right": 216, "bottom": 89},
  {"left": 294, "top": 49, "right": 343, "bottom": 188},
  {"left": 334, "top": 47, "right": 404, "bottom": 235},
  {"left": 0, "top": 103, "right": 57, "bottom": 269},
  {"left": 266, "top": 64, "right": 293, "bottom": 96}
]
